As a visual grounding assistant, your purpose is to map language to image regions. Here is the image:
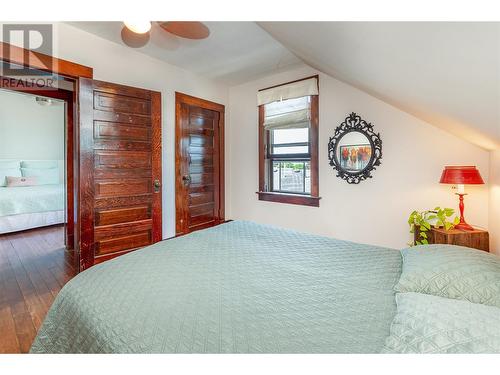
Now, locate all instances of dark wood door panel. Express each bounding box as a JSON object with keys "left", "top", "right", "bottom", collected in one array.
[
  {"left": 189, "top": 202, "right": 215, "bottom": 217},
  {"left": 188, "top": 145, "right": 214, "bottom": 155},
  {"left": 95, "top": 206, "right": 151, "bottom": 226},
  {"left": 94, "top": 91, "right": 151, "bottom": 115},
  {"left": 95, "top": 179, "right": 152, "bottom": 198},
  {"left": 189, "top": 134, "right": 213, "bottom": 147},
  {"left": 94, "top": 168, "right": 151, "bottom": 180},
  {"left": 189, "top": 172, "right": 214, "bottom": 186},
  {"left": 79, "top": 78, "right": 162, "bottom": 270},
  {"left": 94, "top": 195, "right": 152, "bottom": 209},
  {"left": 175, "top": 92, "right": 224, "bottom": 236},
  {"left": 95, "top": 150, "right": 152, "bottom": 169},
  {"left": 189, "top": 216, "right": 216, "bottom": 229},
  {"left": 96, "top": 231, "right": 151, "bottom": 256},
  {"left": 95, "top": 121, "right": 151, "bottom": 142},
  {"left": 92, "top": 110, "right": 151, "bottom": 125},
  {"left": 94, "top": 219, "right": 152, "bottom": 238},
  {"left": 189, "top": 165, "right": 214, "bottom": 175},
  {"left": 189, "top": 153, "right": 213, "bottom": 166},
  {"left": 189, "top": 191, "right": 214, "bottom": 206},
  {"left": 188, "top": 184, "right": 214, "bottom": 195}
]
